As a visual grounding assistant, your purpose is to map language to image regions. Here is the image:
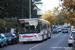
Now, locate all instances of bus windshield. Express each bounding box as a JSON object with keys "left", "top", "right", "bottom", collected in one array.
[{"left": 19, "top": 20, "right": 39, "bottom": 33}]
